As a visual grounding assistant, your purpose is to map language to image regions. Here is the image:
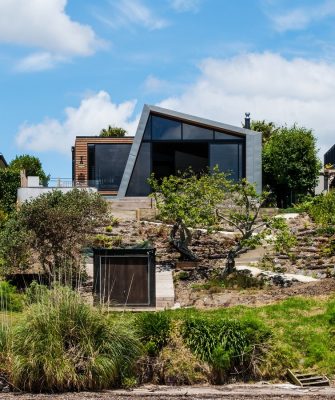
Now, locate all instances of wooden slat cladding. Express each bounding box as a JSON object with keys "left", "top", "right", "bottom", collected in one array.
[{"left": 73, "top": 136, "right": 134, "bottom": 193}]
